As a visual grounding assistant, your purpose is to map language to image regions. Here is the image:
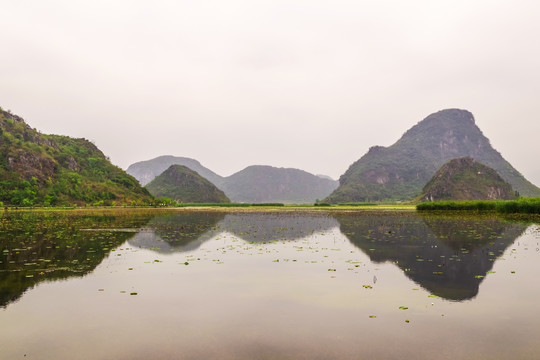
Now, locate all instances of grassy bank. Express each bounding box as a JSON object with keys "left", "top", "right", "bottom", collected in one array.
[
  {"left": 1, "top": 203, "right": 418, "bottom": 214},
  {"left": 417, "top": 198, "right": 540, "bottom": 214},
  {"left": 175, "top": 203, "right": 285, "bottom": 207}
]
